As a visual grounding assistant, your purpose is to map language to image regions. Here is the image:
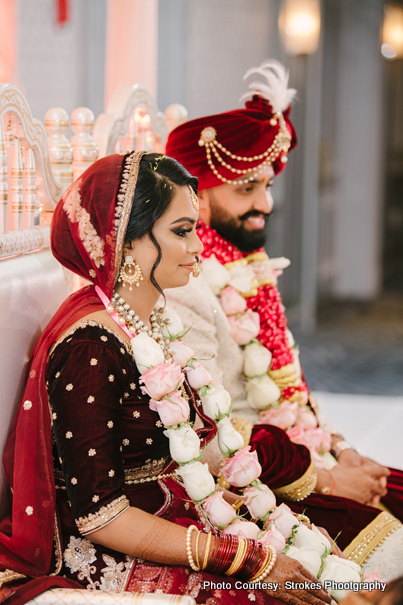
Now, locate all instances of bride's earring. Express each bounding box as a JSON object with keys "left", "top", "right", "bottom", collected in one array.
[
  {"left": 118, "top": 255, "right": 143, "bottom": 290},
  {"left": 192, "top": 256, "right": 200, "bottom": 278}
]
